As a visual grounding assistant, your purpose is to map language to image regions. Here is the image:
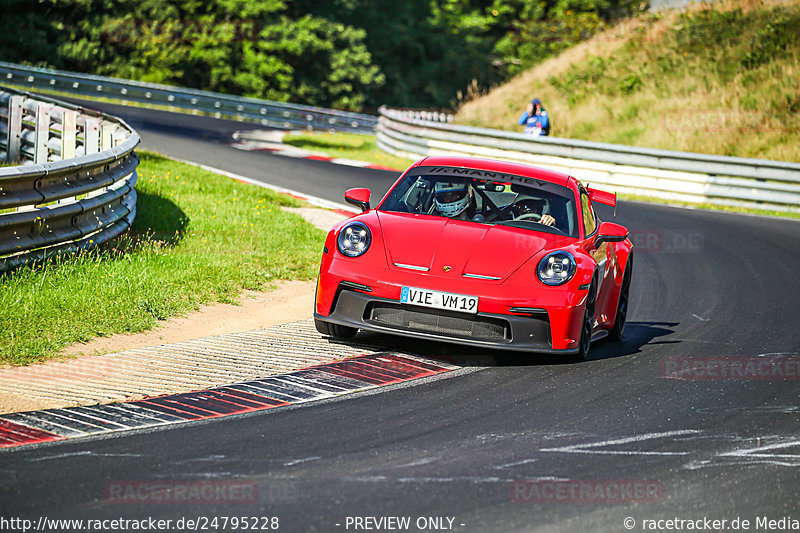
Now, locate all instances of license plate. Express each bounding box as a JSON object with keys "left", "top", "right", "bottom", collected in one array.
[{"left": 400, "top": 286, "right": 479, "bottom": 314}]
